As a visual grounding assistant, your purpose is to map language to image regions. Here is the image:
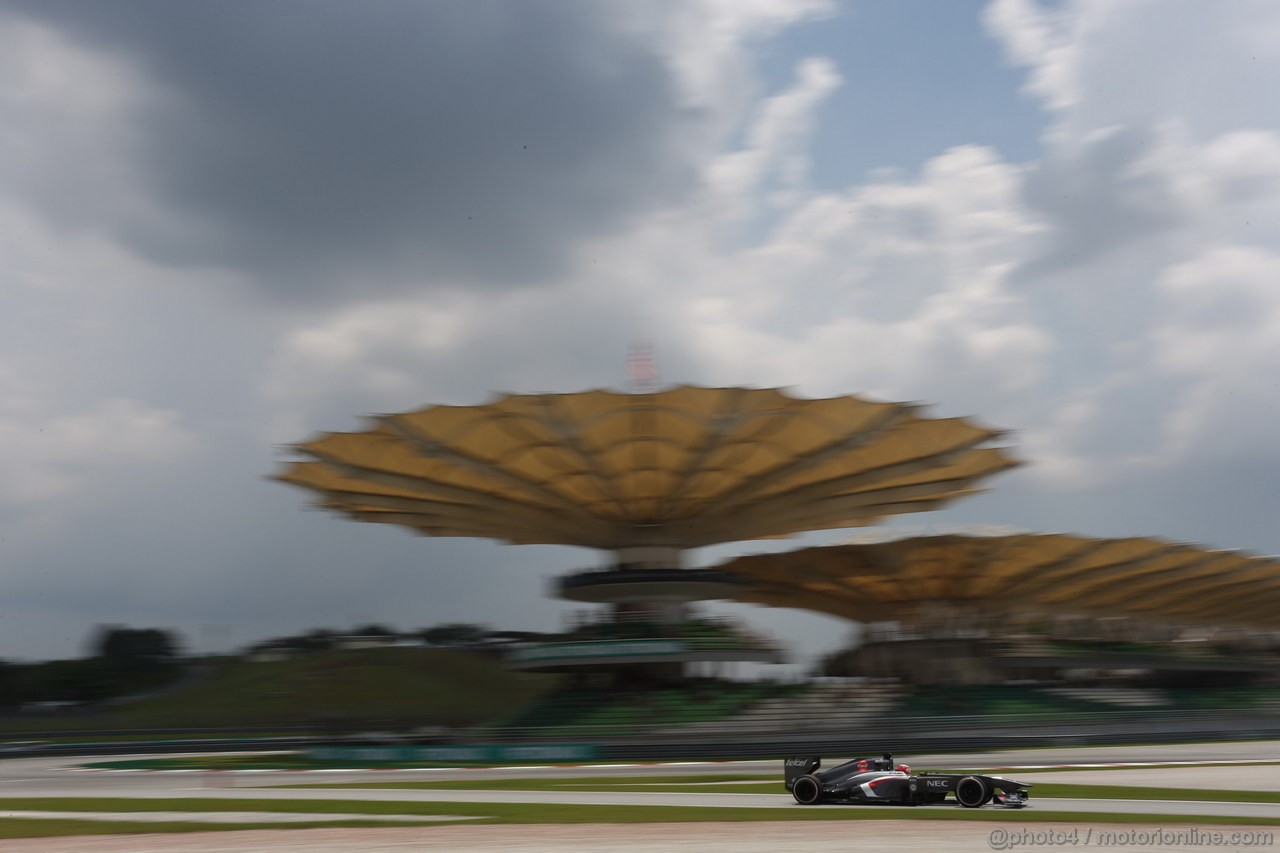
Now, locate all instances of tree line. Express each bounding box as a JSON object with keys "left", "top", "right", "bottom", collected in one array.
[{"left": 0, "top": 626, "right": 182, "bottom": 710}]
